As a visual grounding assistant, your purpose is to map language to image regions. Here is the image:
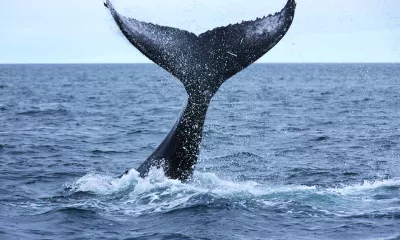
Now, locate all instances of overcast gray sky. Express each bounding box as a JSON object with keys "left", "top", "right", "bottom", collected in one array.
[{"left": 1, "top": 0, "right": 399, "bottom": 63}]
